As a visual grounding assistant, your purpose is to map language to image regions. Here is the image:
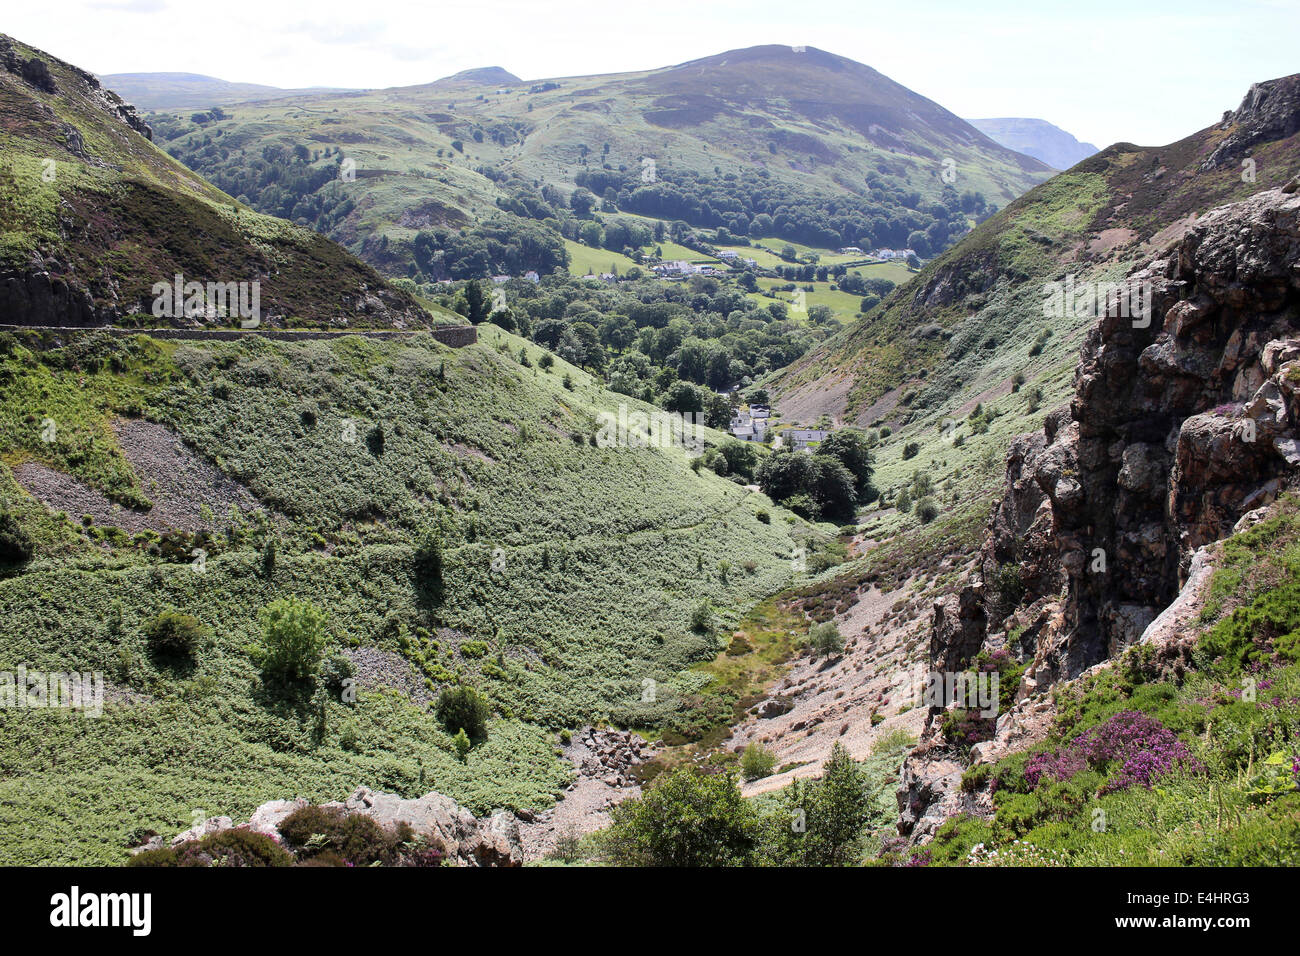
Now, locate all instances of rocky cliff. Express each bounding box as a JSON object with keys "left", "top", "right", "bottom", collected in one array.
[{"left": 900, "top": 181, "right": 1300, "bottom": 839}]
